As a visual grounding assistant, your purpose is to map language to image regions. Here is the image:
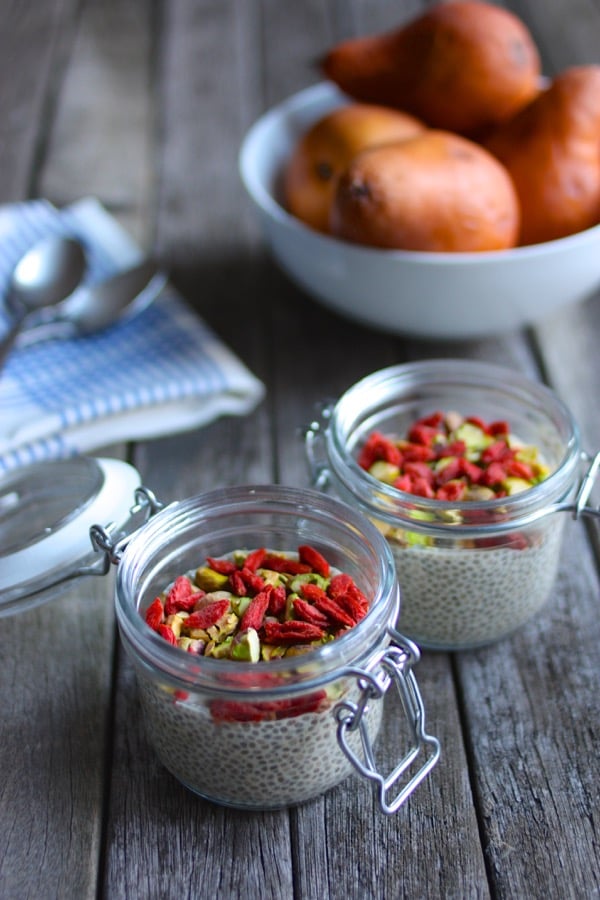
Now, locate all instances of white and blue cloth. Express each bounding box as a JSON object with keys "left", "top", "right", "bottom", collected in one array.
[{"left": 0, "top": 198, "right": 264, "bottom": 473}]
